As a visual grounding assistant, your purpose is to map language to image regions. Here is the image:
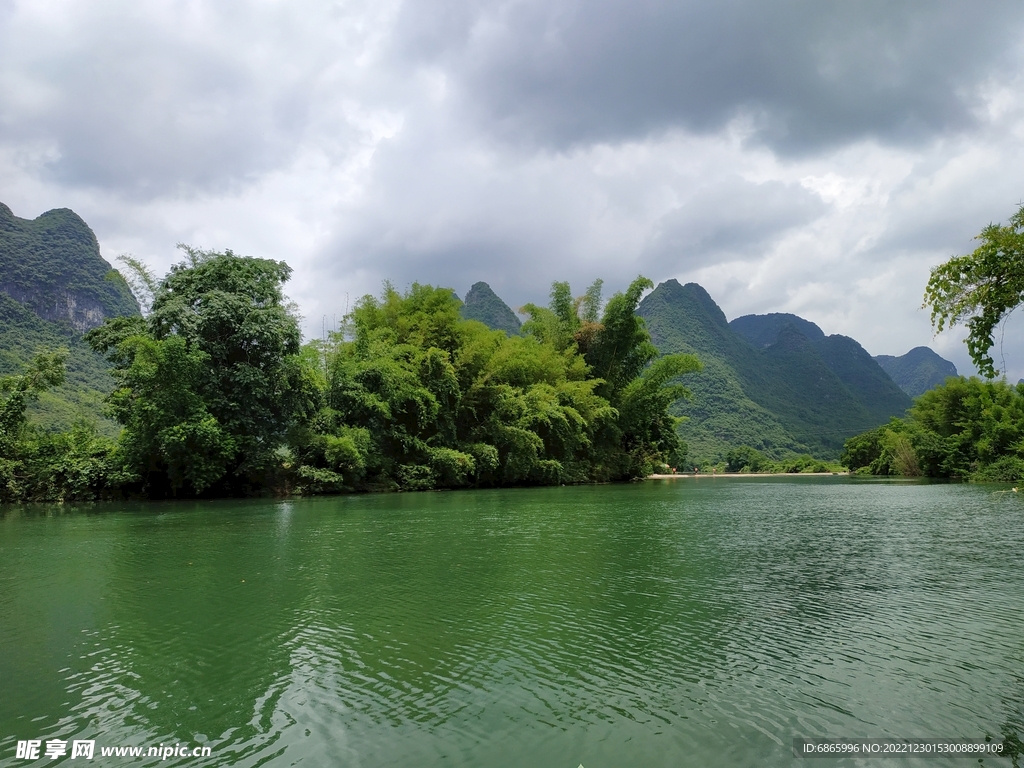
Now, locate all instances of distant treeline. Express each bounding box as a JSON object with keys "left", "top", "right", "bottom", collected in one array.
[{"left": 0, "top": 249, "right": 701, "bottom": 502}]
